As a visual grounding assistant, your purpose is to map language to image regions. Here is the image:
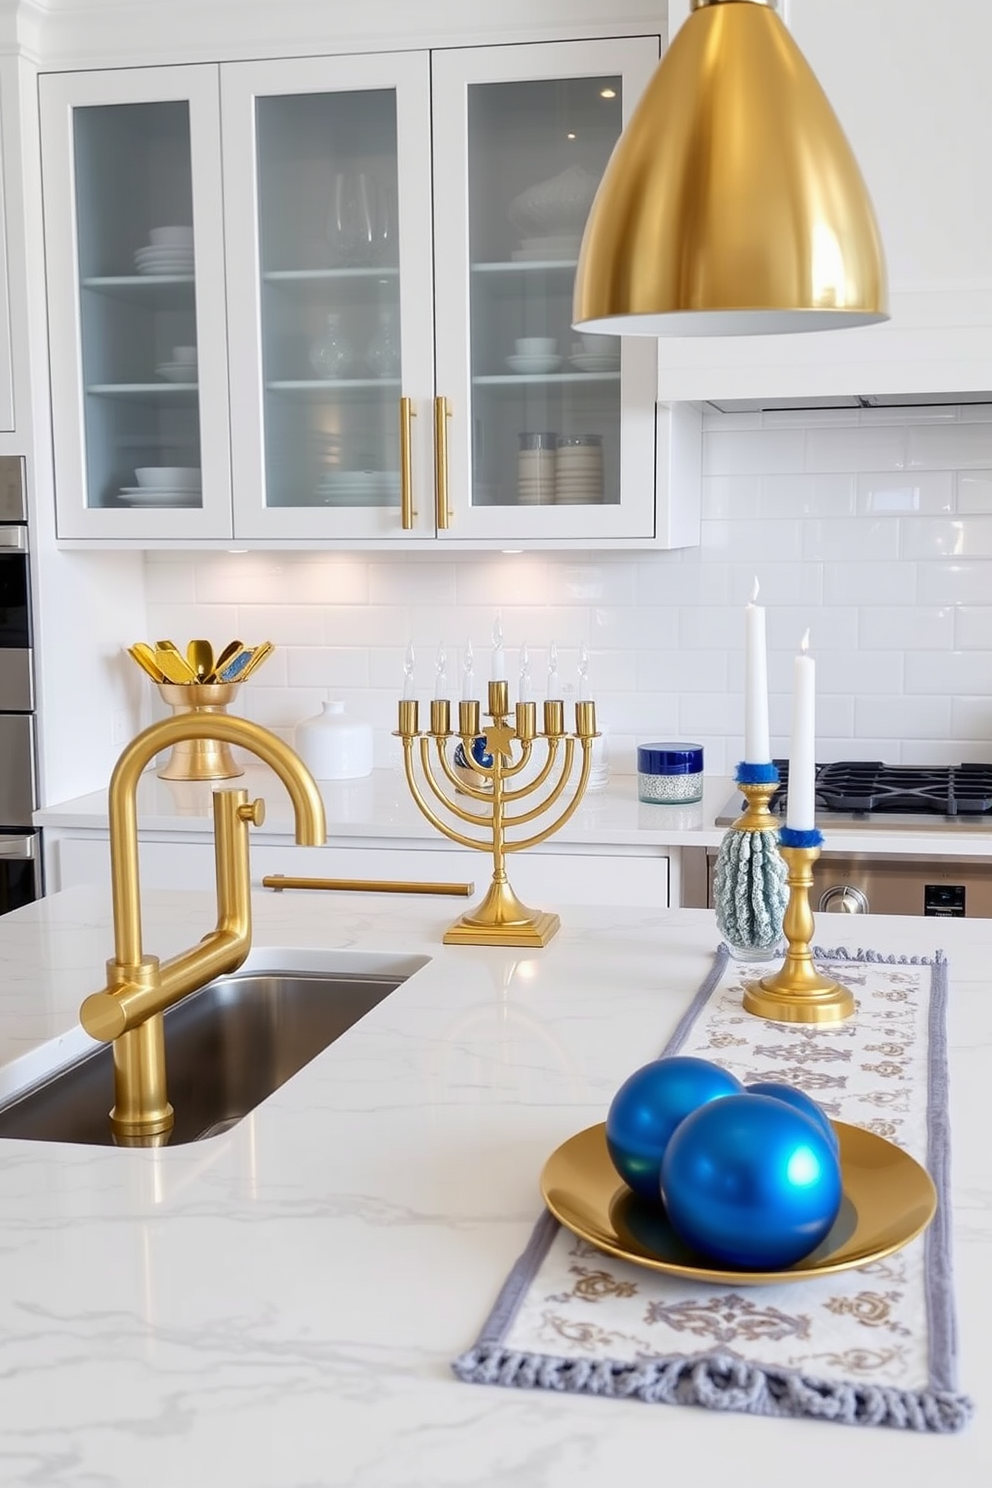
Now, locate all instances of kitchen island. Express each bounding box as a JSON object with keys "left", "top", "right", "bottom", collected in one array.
[{"left": 0, "top": 886, "right": 989, "bottom": 1486}]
